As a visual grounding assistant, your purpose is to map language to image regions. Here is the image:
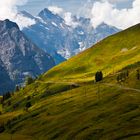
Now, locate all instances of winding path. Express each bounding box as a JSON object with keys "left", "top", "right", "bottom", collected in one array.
[{"left": 103, "top": 83, "right": 140, "bottom": 93}]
